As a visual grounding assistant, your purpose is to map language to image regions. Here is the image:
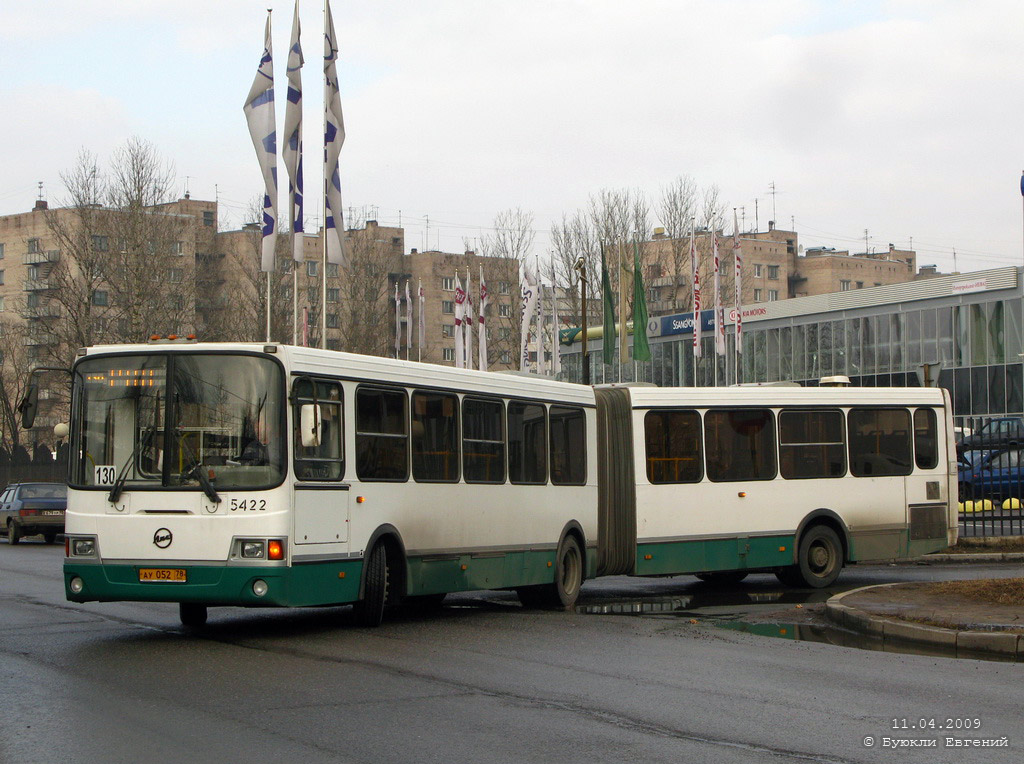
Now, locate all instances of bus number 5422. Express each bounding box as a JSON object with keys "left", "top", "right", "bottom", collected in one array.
[{"left": 229, "top": 498, "right": 266, "bottom": 512}]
